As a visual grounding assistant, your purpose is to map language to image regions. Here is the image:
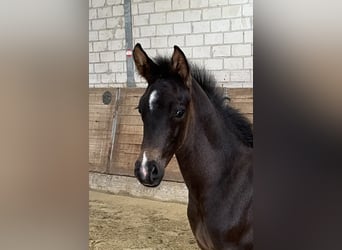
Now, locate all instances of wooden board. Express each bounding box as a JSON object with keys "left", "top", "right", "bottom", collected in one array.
[
  {"left": 89, "top": 87, "right": 253, "bottom": 183},
  {"left": 89, "top": 88, "right": 118, "bottom": 173}
]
